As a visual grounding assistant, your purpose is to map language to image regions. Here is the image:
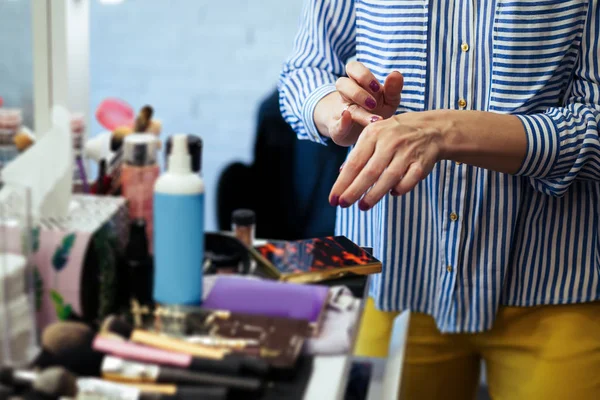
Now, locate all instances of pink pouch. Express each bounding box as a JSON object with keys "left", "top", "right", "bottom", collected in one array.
[{"left": 202, "top": 277, "right": 330, "bottom": 335}]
